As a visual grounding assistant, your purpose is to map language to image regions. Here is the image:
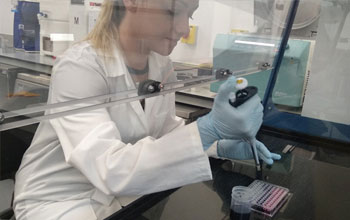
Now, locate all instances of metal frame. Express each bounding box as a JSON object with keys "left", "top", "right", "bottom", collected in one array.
[{"left": 0, "top": 75, "right": 219, "bottom": 131}]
